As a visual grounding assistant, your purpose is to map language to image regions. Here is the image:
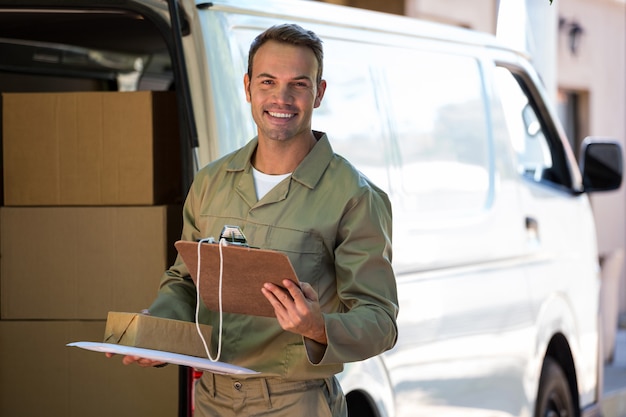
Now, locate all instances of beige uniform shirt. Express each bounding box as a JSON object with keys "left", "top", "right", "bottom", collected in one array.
[{"left": 150, "top": 132, "right": 398, "bottom": 381}]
